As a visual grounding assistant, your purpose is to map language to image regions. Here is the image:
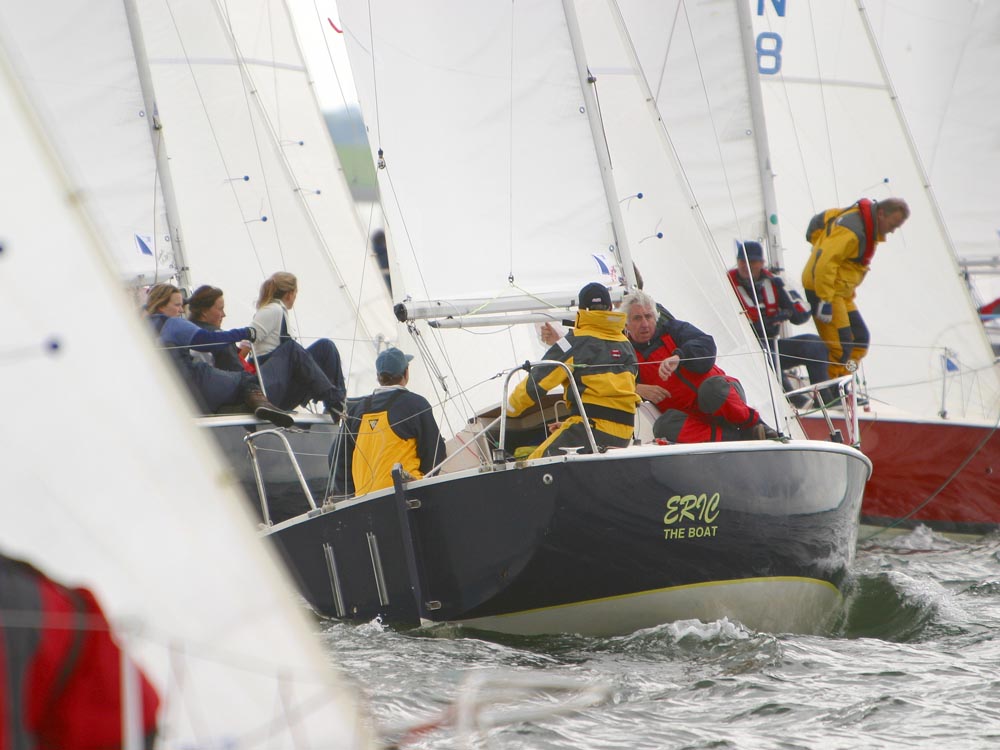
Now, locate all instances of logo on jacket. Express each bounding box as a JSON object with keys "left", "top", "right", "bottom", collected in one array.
[
  {"left": 367, "top": 418, "right": 379, "bottom": 430},
  {"left": 610, "top": 349, "right": 622, "bottom": 359}
]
